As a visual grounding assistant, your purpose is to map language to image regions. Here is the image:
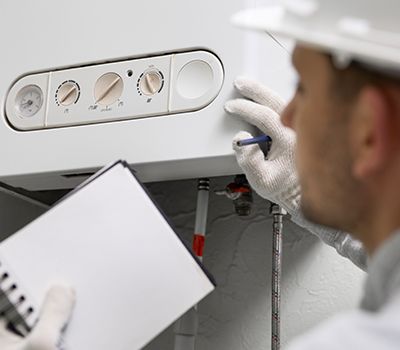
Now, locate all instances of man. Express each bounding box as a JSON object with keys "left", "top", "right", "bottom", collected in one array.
[{"left": 226, "top": 0, "right": 400, "bottom": 348}]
